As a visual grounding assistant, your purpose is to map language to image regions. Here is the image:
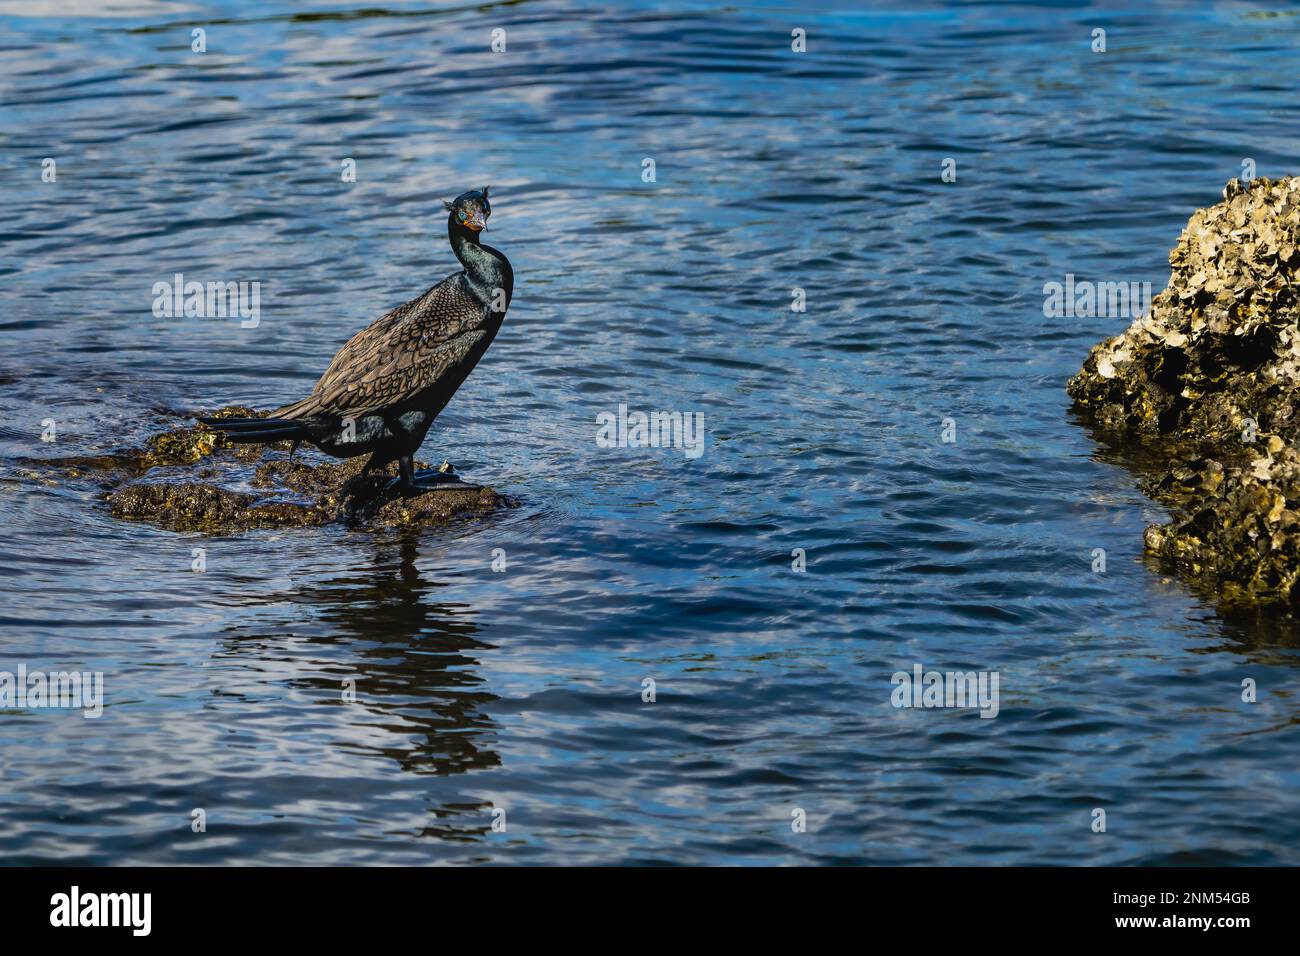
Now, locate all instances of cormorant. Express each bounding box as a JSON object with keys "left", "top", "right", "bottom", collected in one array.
[{"left": 201, "top": 187, "right": 512, "bottom": 496}]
